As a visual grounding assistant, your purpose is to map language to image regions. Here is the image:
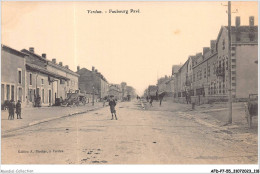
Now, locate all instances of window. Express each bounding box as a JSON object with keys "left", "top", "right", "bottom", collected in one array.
[
  {"left": 18, "top": 87, "right": 22, "bottom": 102},
  {"left": 219, "top": 82, "right": 221, "bottom": 93},
  {"left": 18, "top": 70, "right": 22, "bottom": 84},
  {"left": 11, "top": 85, "right": 14, "bottom": 101},
  {"left": 42, "top": 89, "right": 44, "bottom": 103},
  {"left": 226, "top": 61, "right": 229, "bottom": 70},
  {"left": 249, "top": 32, "right": 255, "bottom": 41},
  {"left": 1, "top": 84, "right": 4, "bottom": 102},
  {"left": 232, "top": 59, "right": 236, "bottom": 62},
  {"left": 30, "top": 73, "right": 32, "bottom": 85},
  {"left": 204, "top": 68, "right": 207, "bottom": 78},
  {"left": 42, "top": 79, "right": 44, "bottom": 85},
  {"left": 222, "top": 39, "right": 225, "bottom": 50},
  {"left": 232, "top": 83, "right": 236, "bottom": 86},
  {"left": 232, "top": 65, "right": 236, "bottom": 68},
  {"left": 231, "top": 47, "right": 236, "bottom": 51},
  {"left": 6, "top": 85, "right": 10, "bottom": 100},
  {"left": 232, "top": 77, "right": 236, "bottom": 80},
  {"left": 236, "top": 33, "right": 241, "bottom": 41},
  {"left": 232, "top": 71, "right": 236, "bottom": 75},
  {"left": 208, "top": 66, "right": 210, "bottom": 77}
]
